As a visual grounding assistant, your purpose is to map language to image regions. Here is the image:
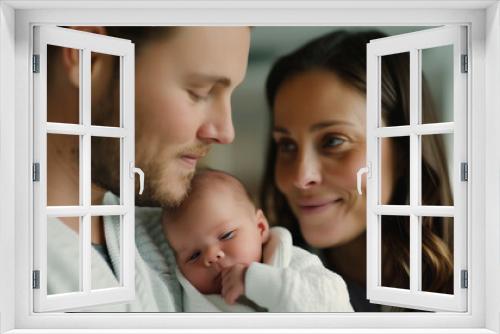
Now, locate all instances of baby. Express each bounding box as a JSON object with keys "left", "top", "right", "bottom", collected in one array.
[{"left": 163, "top": 169, "right": 353, "bottom": 312}]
